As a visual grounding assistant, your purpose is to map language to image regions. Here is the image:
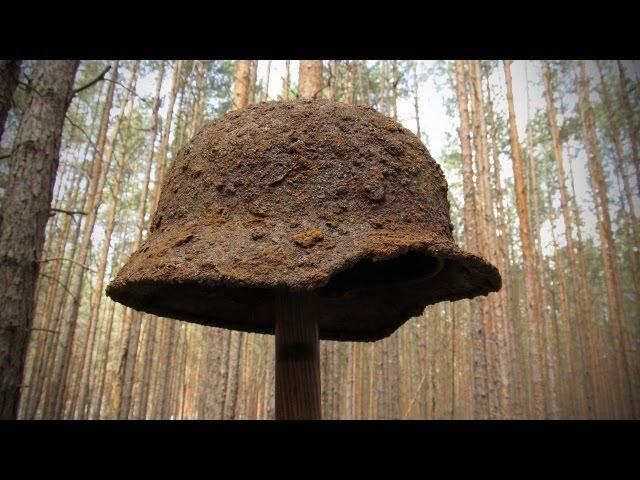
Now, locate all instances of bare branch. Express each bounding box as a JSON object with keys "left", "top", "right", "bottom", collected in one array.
[
  {"left": 103, "top": 77, "right": 152, "bottom": 107},
  {"left": 50, "top": 207, "right": 87, "bottom": 216},
  {"left": 39, "top": 272, "right": 80, "bottom": 304},
  {"left": 30, "top": 327, "right": 59, "bottom": 335},
  {"left": 39, "top": 257, "right": 96, "bottom": 273},
  {"left": 73, "top": 65, "right": 111, "bottom": 97},
  {"left": 65, "top": 113, "right": 98, "bottom": 150}
]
